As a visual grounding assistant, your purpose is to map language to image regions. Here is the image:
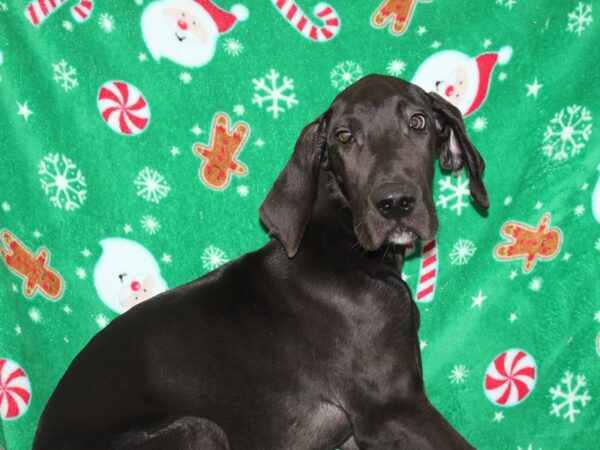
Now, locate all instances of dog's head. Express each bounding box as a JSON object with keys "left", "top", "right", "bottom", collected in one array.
[{"left": 260, "top": 74, "right": 489, "bottom": 257}]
